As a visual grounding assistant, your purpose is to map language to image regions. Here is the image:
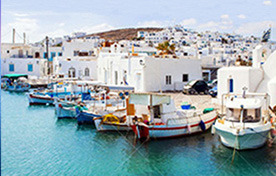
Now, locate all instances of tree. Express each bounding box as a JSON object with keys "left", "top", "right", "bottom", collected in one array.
[{"left": 155, "top": 41, "right": 175, "bottom": 55}]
